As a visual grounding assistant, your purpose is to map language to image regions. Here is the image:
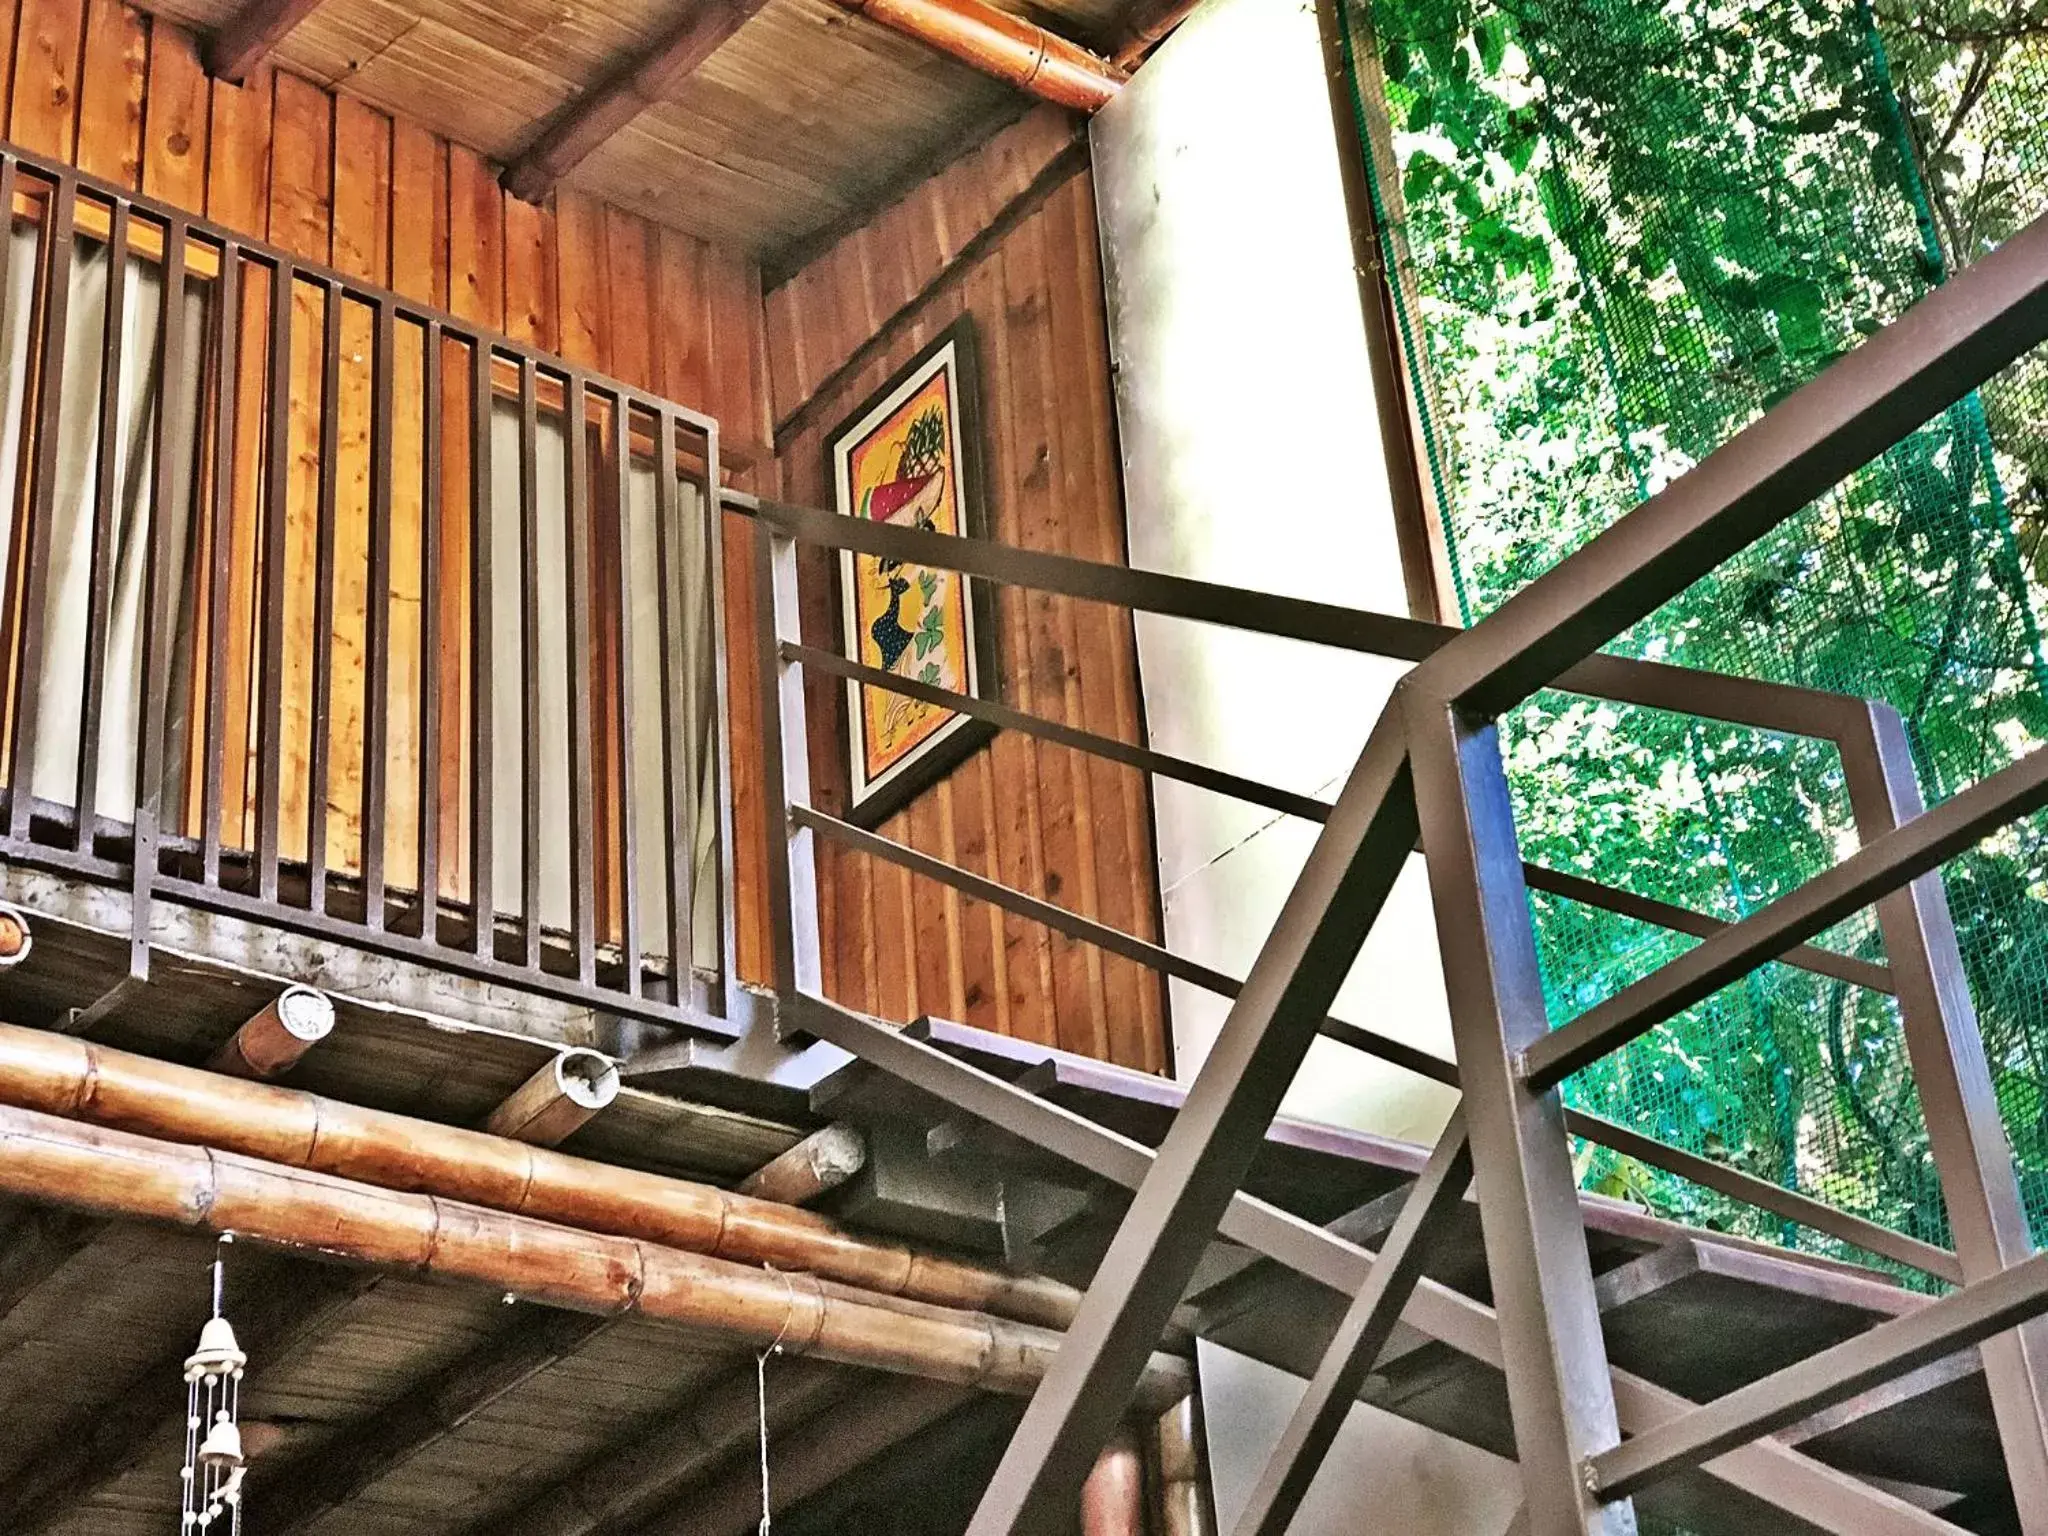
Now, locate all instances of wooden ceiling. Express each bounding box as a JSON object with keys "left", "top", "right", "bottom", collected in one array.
[{"left": 133, "top": 0, "right": 1130, "bottom": 261}]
